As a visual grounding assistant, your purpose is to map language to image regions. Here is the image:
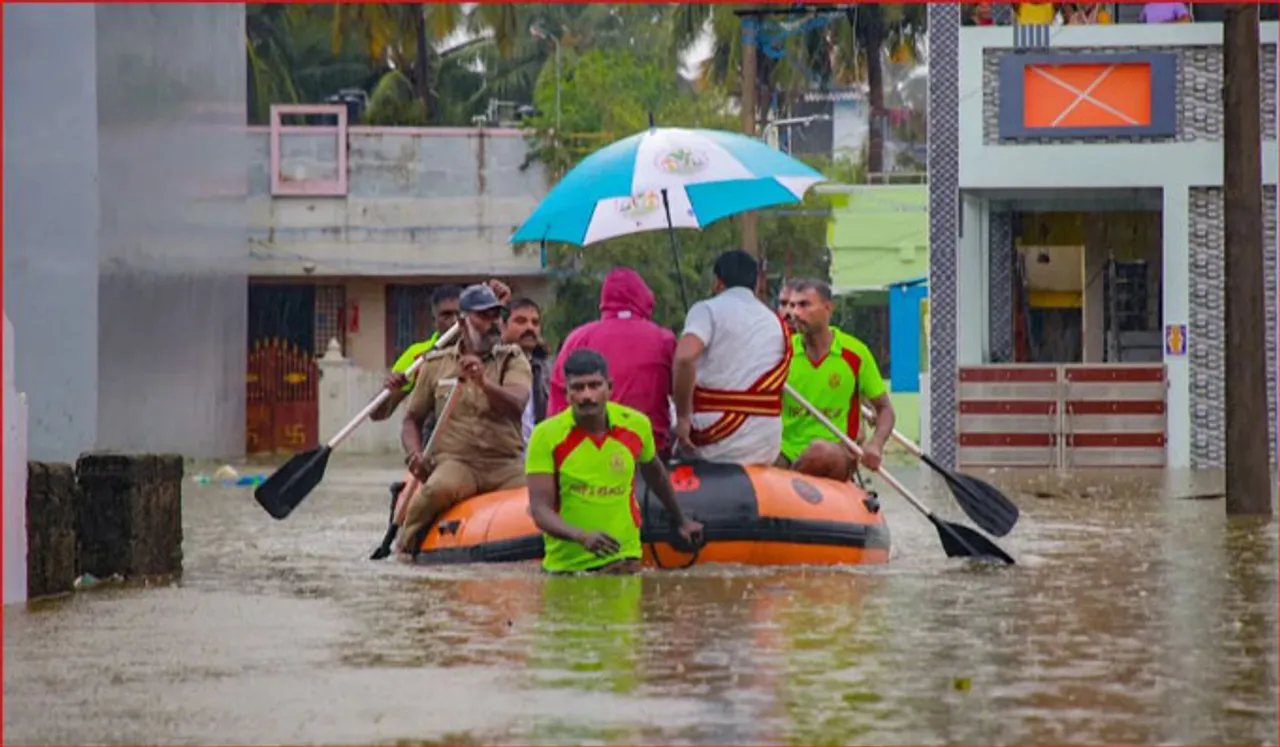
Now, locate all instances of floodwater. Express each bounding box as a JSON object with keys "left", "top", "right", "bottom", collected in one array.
[{"left": 5, "top": 456, "right": 1278, "bottom": 746}]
